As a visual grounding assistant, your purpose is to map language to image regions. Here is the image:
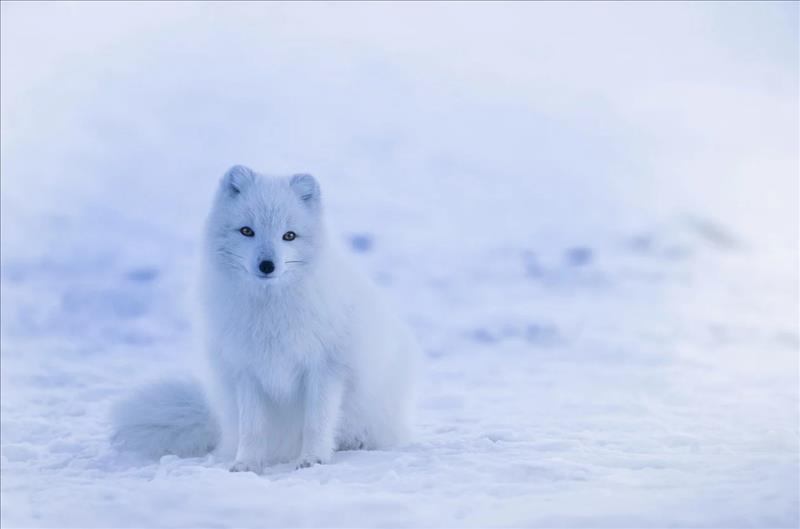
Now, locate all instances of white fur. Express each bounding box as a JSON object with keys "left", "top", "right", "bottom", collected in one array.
[
  {"left": 110, "top": 379, "right": 220, "bottom": 458},
  {"left": 111, "top": 166, "right": 419, "bottom": 472}
]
